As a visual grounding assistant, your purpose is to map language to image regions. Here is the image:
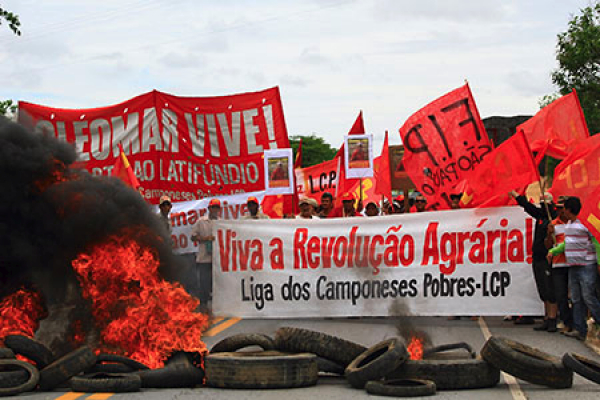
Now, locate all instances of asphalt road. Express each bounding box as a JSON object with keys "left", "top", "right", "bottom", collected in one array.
[{"left": 7, "top": 316, "right": 600, "bottom": 399}]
